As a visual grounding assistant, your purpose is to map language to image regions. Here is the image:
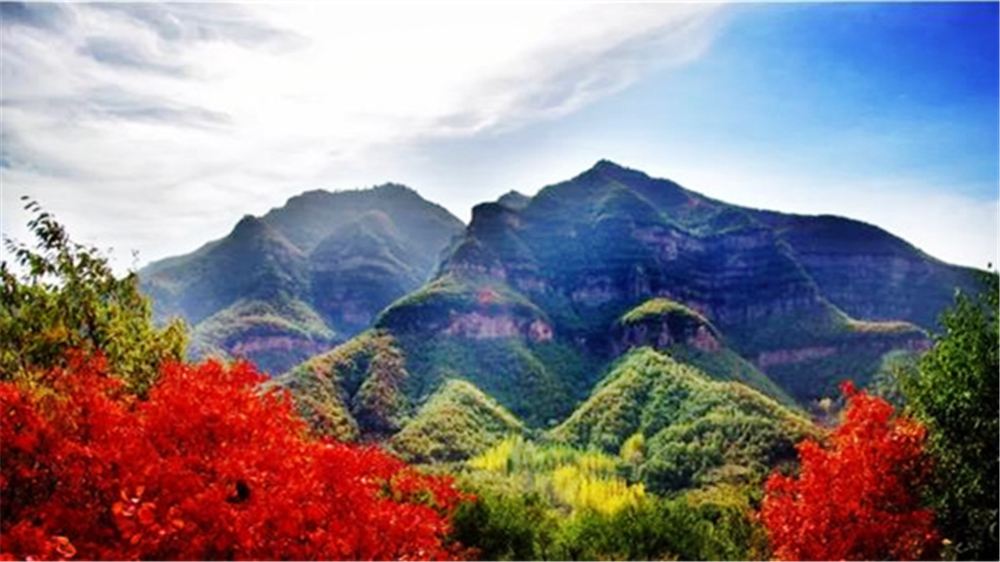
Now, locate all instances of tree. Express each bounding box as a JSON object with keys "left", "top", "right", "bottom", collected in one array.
[
  {"left": 451, "top": 491, "right": 559, "bottom": 561},
  {"left": 1, "top": 354, "right": 468, "bottom": 560},
  {"left": 1, "top": 198, "right": 186, "bottom": 393},
  {"left": 761, "top": 382, "right": 939, "bottom": 561},
  {"left": 900, "top": 272, "right": 999, "bottom": 560}
]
